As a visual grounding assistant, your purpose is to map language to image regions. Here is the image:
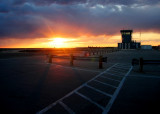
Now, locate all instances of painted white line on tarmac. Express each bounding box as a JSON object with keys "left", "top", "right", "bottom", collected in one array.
[
  {"left": 85, "top": 84, "right": 112, "bottom": 98},
  {"left": 36, "top": 102, "right": 57, "bottom": 114},
  {"left": 59, "top": 101, "right": 75, "bottom": 114},
  {"left": 93, "top": 80, "right": 117, "bottom": 88},
  {"left": 113, "top": 65, "right": 131, "bottom": 70},
  {"left": 109, "top": 67, "right": 129, "bottom": 71},
  {"left": 99, "top": 76, "right": 121, "bottom": 82},
  {"left": 115, "top": 64, "right": 131, "bottom": 67},
  {"left": 36, "top": 63, "right": 118, "bottom": 114},
  {"left": 101, "top": 74, "right": 123, "bottom": 78},
  {"left": 103, "top": 72, "right": 124, "bottom": 77},
  {"left": 107, "top": 70, "right": 126, "bottom": 75},
  {"left": 75, "top": 91, "right": 105, "bottom": 110},
  {"left": 103, "top": 66, "right": 133, "bottom": 114},
  {"left": 110, "top": 68, "right": 129, "bottom": 72}
]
